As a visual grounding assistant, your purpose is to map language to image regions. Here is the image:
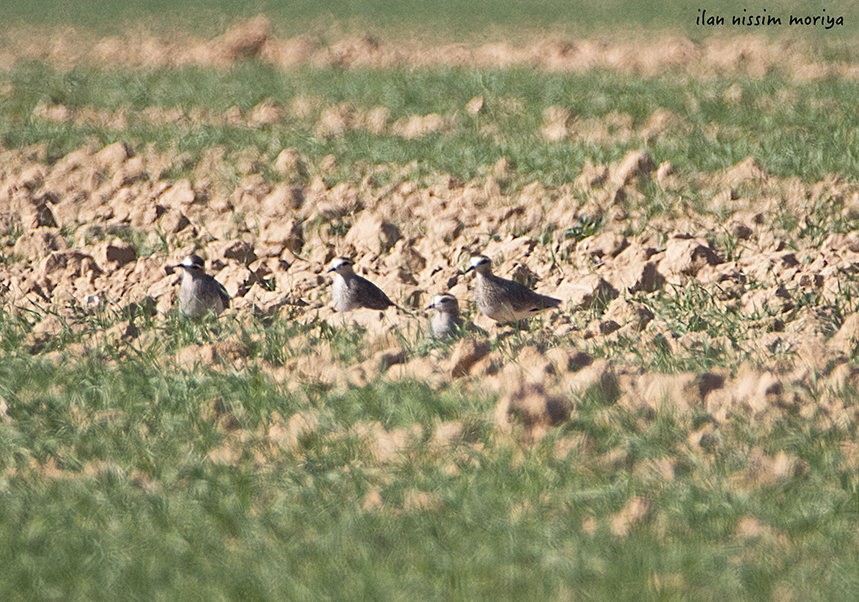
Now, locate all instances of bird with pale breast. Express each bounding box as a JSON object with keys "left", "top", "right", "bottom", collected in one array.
[
  {"left": 328, "top": 257, "right": 397, "bottom": 312},
  {"left": 174, "top": 254, "right": 231, "bottom": 319},
  {"left": 465, "top": 255, "right": 561, "bottom": 323},
  {"left": 426, "top": 293, "right": 464, "bottom": 339}
]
